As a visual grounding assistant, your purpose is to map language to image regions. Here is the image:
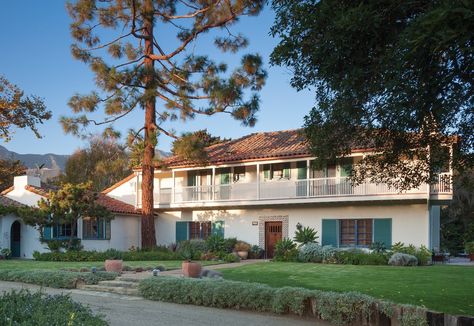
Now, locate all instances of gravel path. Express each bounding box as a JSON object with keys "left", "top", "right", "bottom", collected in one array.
[{"left": 0, "top": 280, "right": 324, "bottom": 326}]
